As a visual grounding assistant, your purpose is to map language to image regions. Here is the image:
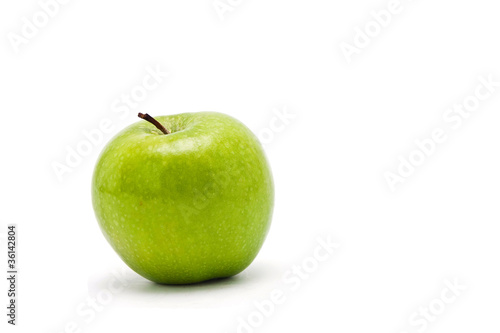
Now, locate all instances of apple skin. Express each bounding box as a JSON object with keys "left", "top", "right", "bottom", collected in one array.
[{"left": 92, "top": 112, "right": 274, "bottom": 284}]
